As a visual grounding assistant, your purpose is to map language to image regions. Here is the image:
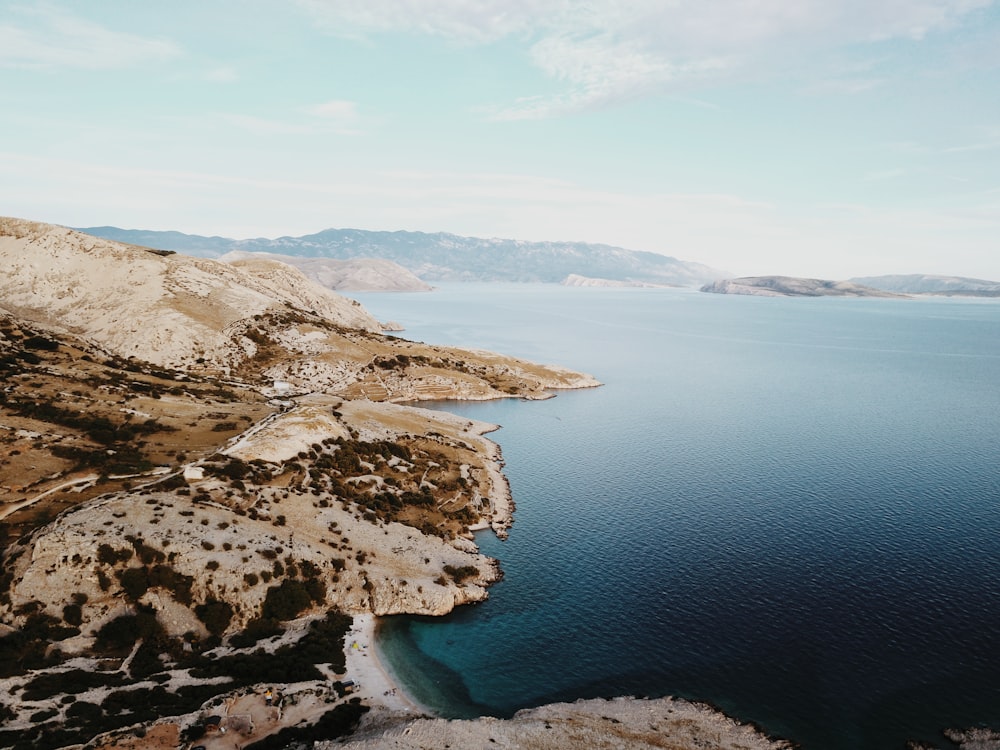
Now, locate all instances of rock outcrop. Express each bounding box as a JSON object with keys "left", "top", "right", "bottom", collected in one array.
[{"left": 326, "top": 696, "right": 794, "bottom": 750}]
